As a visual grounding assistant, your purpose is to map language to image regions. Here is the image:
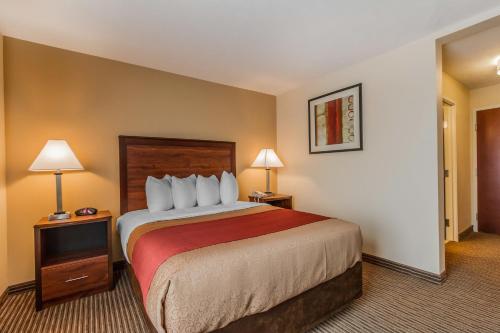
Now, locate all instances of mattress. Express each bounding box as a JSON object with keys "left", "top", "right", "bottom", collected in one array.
[{"left": 117, "top": 203, "right": 362, "bottom": 333}]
